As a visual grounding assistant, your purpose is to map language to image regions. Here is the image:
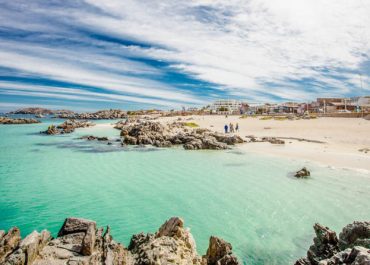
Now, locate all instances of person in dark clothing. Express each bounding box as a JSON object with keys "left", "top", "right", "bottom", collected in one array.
[
  {"left": 224, "top": 124, "right": 228, "bottom": 133},
  {"left": 235, "top": 123, "right": 239, "bottom": 132}
]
